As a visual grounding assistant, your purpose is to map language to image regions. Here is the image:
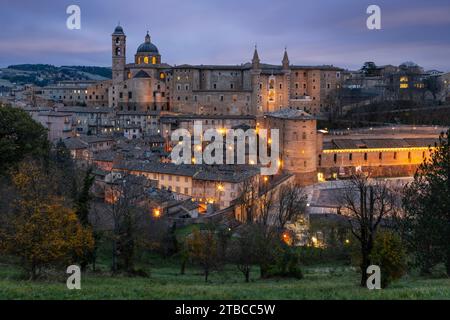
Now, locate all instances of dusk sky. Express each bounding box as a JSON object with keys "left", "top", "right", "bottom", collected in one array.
[{"left": 1, "top": 0, "right": 450, "bottom": 71}]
